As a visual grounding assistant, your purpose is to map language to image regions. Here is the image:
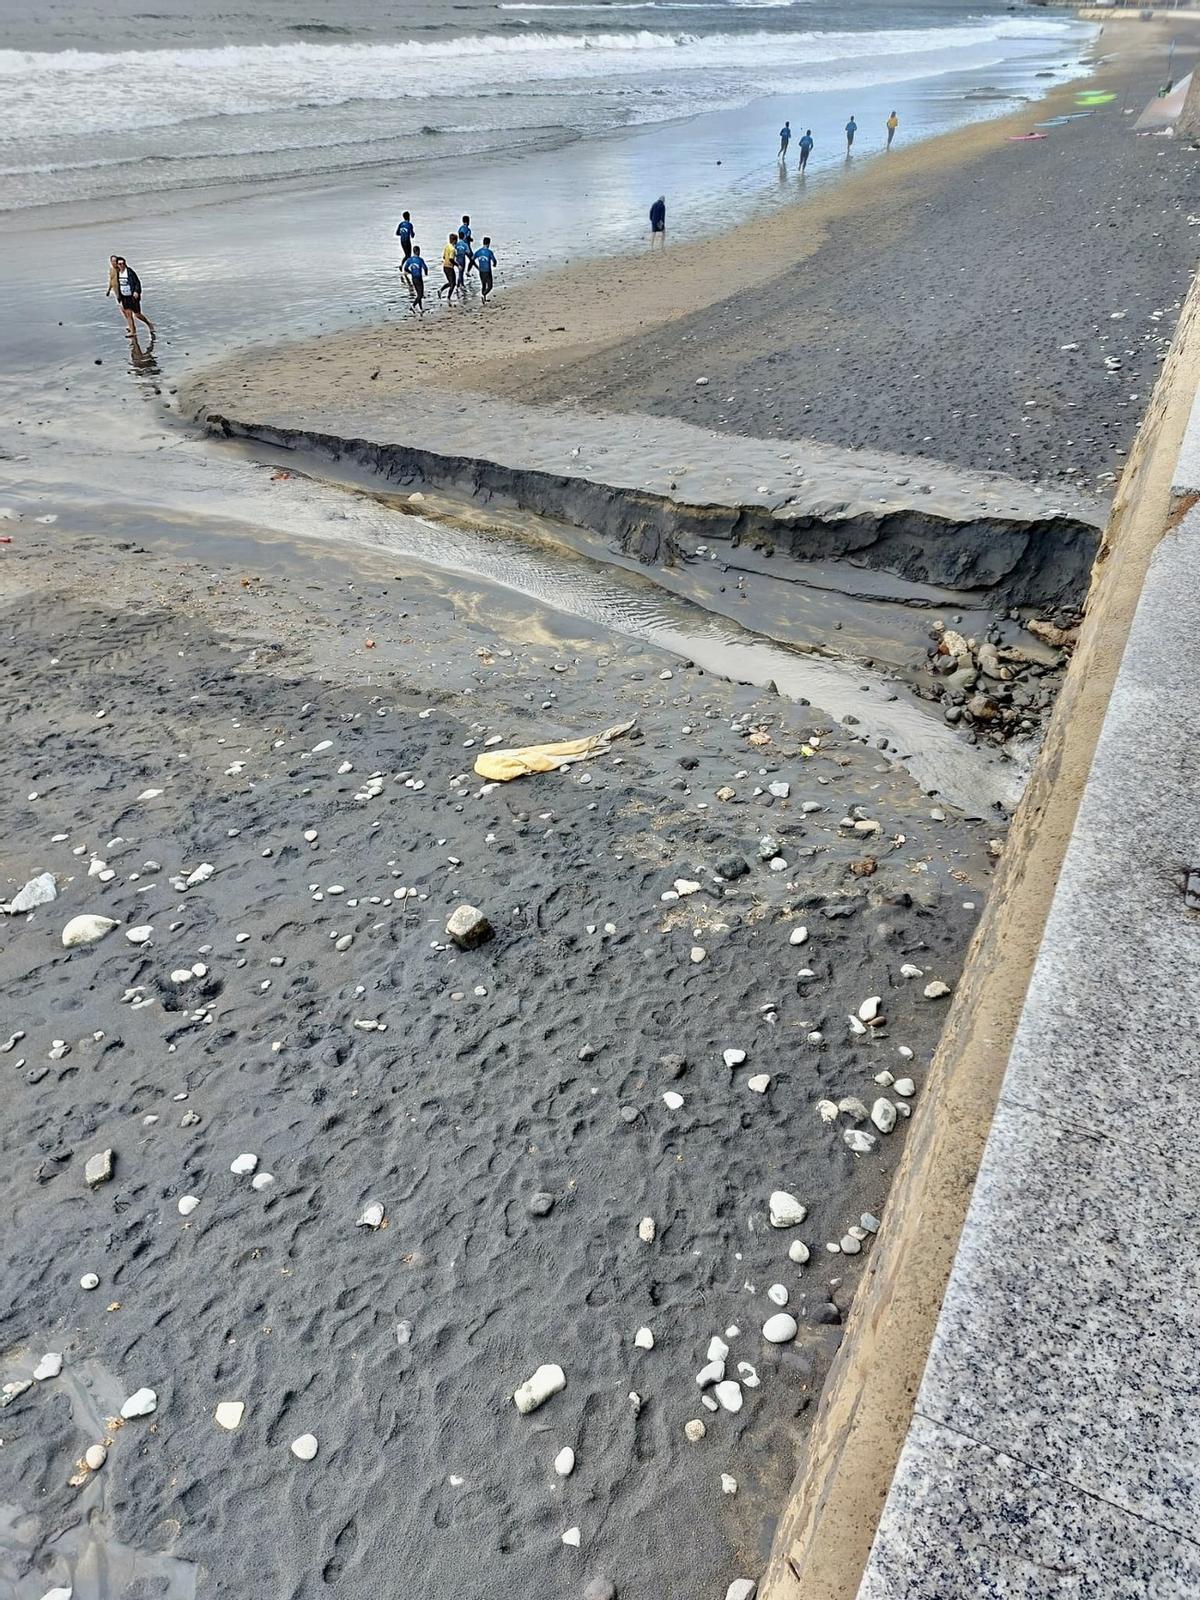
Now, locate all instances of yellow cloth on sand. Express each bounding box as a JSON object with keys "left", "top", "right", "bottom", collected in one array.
[{"left": 474, "top": 717, "right": 636, "bottom": 781}]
